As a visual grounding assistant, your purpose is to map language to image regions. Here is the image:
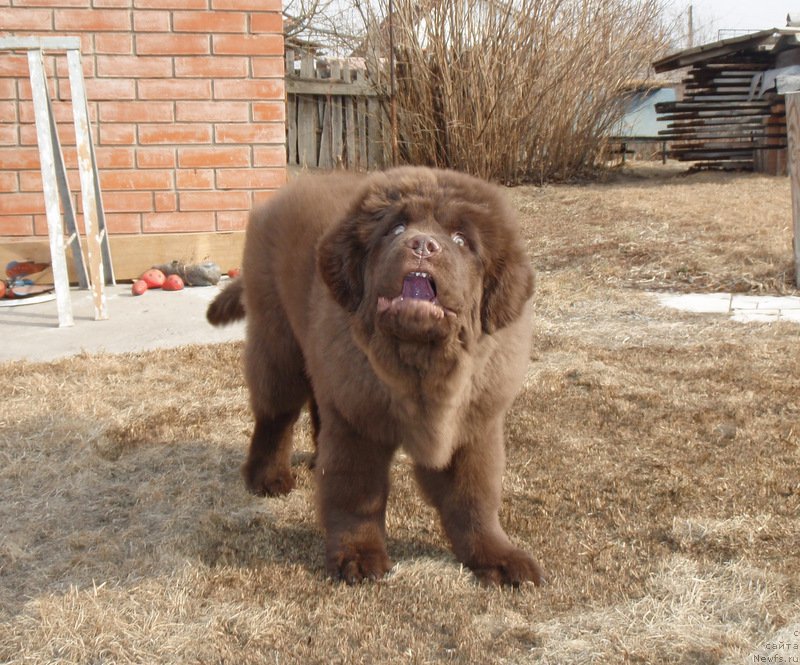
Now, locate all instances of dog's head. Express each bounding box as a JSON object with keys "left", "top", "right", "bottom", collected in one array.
[{"left": 317, "top": 167, "right": 534, "bottom": 347}]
